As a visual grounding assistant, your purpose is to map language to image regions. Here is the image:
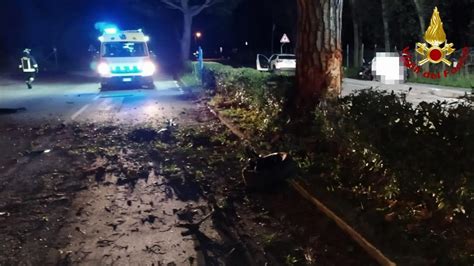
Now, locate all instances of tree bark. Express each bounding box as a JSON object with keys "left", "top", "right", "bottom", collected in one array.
[
  {"left": 350, "top": 0, "right": 360, "bottom": 67},
  {"left": 412, "top": 0, "right": 426, "bottom": 38},
  {"left": 161, "top": 0, "right": 220, "bottom": 66},
  {"left": 181, "top": 13, "right": 193, "bottom": 63},
  {"left": 381, "top": 0, "right": 390, "bottom": 51},
  {"left": 295, "top": 0, "right": 344, "bottom": 111}
]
